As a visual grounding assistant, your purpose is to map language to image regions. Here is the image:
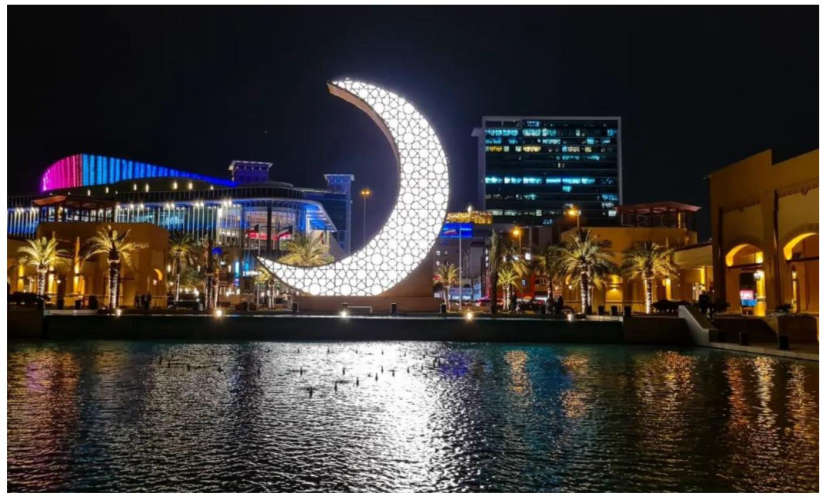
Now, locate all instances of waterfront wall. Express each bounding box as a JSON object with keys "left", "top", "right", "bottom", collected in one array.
[{"left": 38, "top": 314, "right": 626, "bottom": 343}]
